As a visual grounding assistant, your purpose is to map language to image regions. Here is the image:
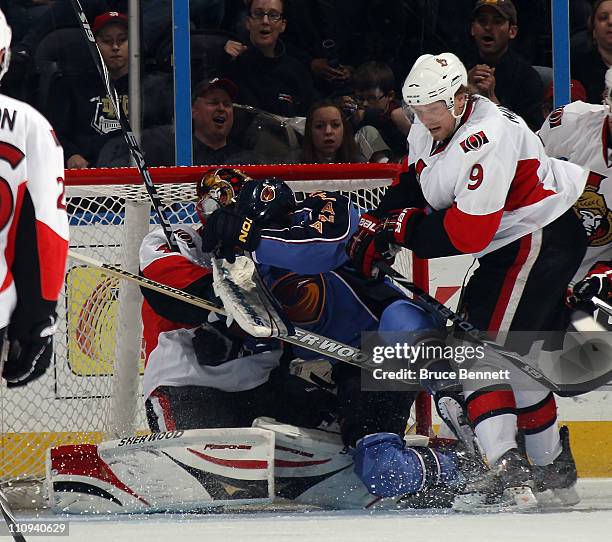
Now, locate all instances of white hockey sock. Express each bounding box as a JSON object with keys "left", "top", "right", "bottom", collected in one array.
[
  {"left": 472, "top": 413, "right": 517, "bottom": 465},
  {"left": 524, "top": 424, "right": 562, "bottom": 466},
  {"left": 516, "top": 391, "right": 561, "bottom": 466}
]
